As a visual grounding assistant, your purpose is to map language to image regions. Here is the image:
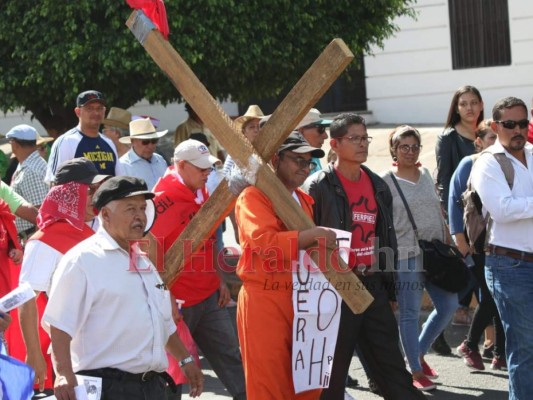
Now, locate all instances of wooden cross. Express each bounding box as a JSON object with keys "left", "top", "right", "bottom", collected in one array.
[{"left": 126, "top": 10, "right": 373, "bottom": 314}]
